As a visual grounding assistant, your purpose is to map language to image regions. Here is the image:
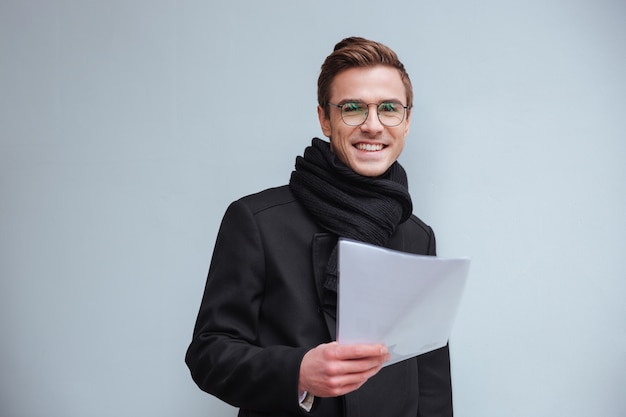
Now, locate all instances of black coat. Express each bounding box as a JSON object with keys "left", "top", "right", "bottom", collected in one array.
[{"left": 186, "top": 185, "right": 453, "bottom": 416}]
